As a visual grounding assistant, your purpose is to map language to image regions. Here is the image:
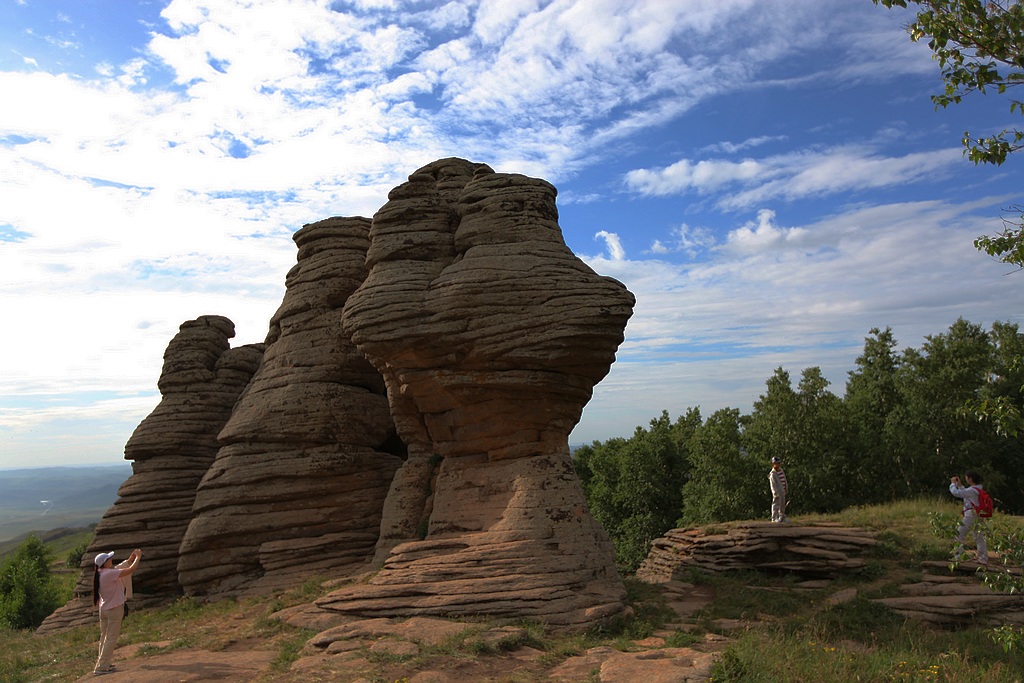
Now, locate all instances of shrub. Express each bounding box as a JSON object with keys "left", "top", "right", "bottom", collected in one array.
[{"left": 0, "top": 535, "right": 62, "bottom": 630}]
